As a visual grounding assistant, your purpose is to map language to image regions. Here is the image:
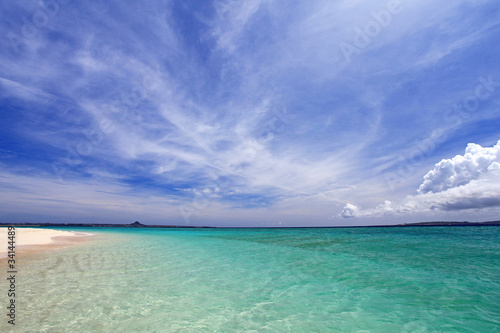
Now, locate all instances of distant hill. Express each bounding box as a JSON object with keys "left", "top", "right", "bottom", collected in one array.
[
  {"left": 395, "top": 221, "right": 500, "bottom": 227},
  {"left": 0, "top": 221, "right": 213, "bottom": 228},
  {"left": 130, "top": 221, "right": 145, "bottom": 227}
]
